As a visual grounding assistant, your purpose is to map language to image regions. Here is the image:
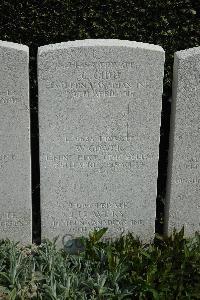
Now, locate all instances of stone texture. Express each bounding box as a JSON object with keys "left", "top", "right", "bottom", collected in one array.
[
  {"left": 165, "top": 46, "right": 200, "bottom": 237},
  {"left": 38, "top": 39, "right": 165, "bottom": 246},
  {"left": 0, "top": 41, "right": 31, "bottom": 244}
]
